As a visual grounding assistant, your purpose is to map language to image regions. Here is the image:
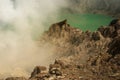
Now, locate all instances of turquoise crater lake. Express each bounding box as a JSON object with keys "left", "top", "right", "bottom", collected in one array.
[{"left": 59, "top": 13, "right": 114, "bottom": 31}]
